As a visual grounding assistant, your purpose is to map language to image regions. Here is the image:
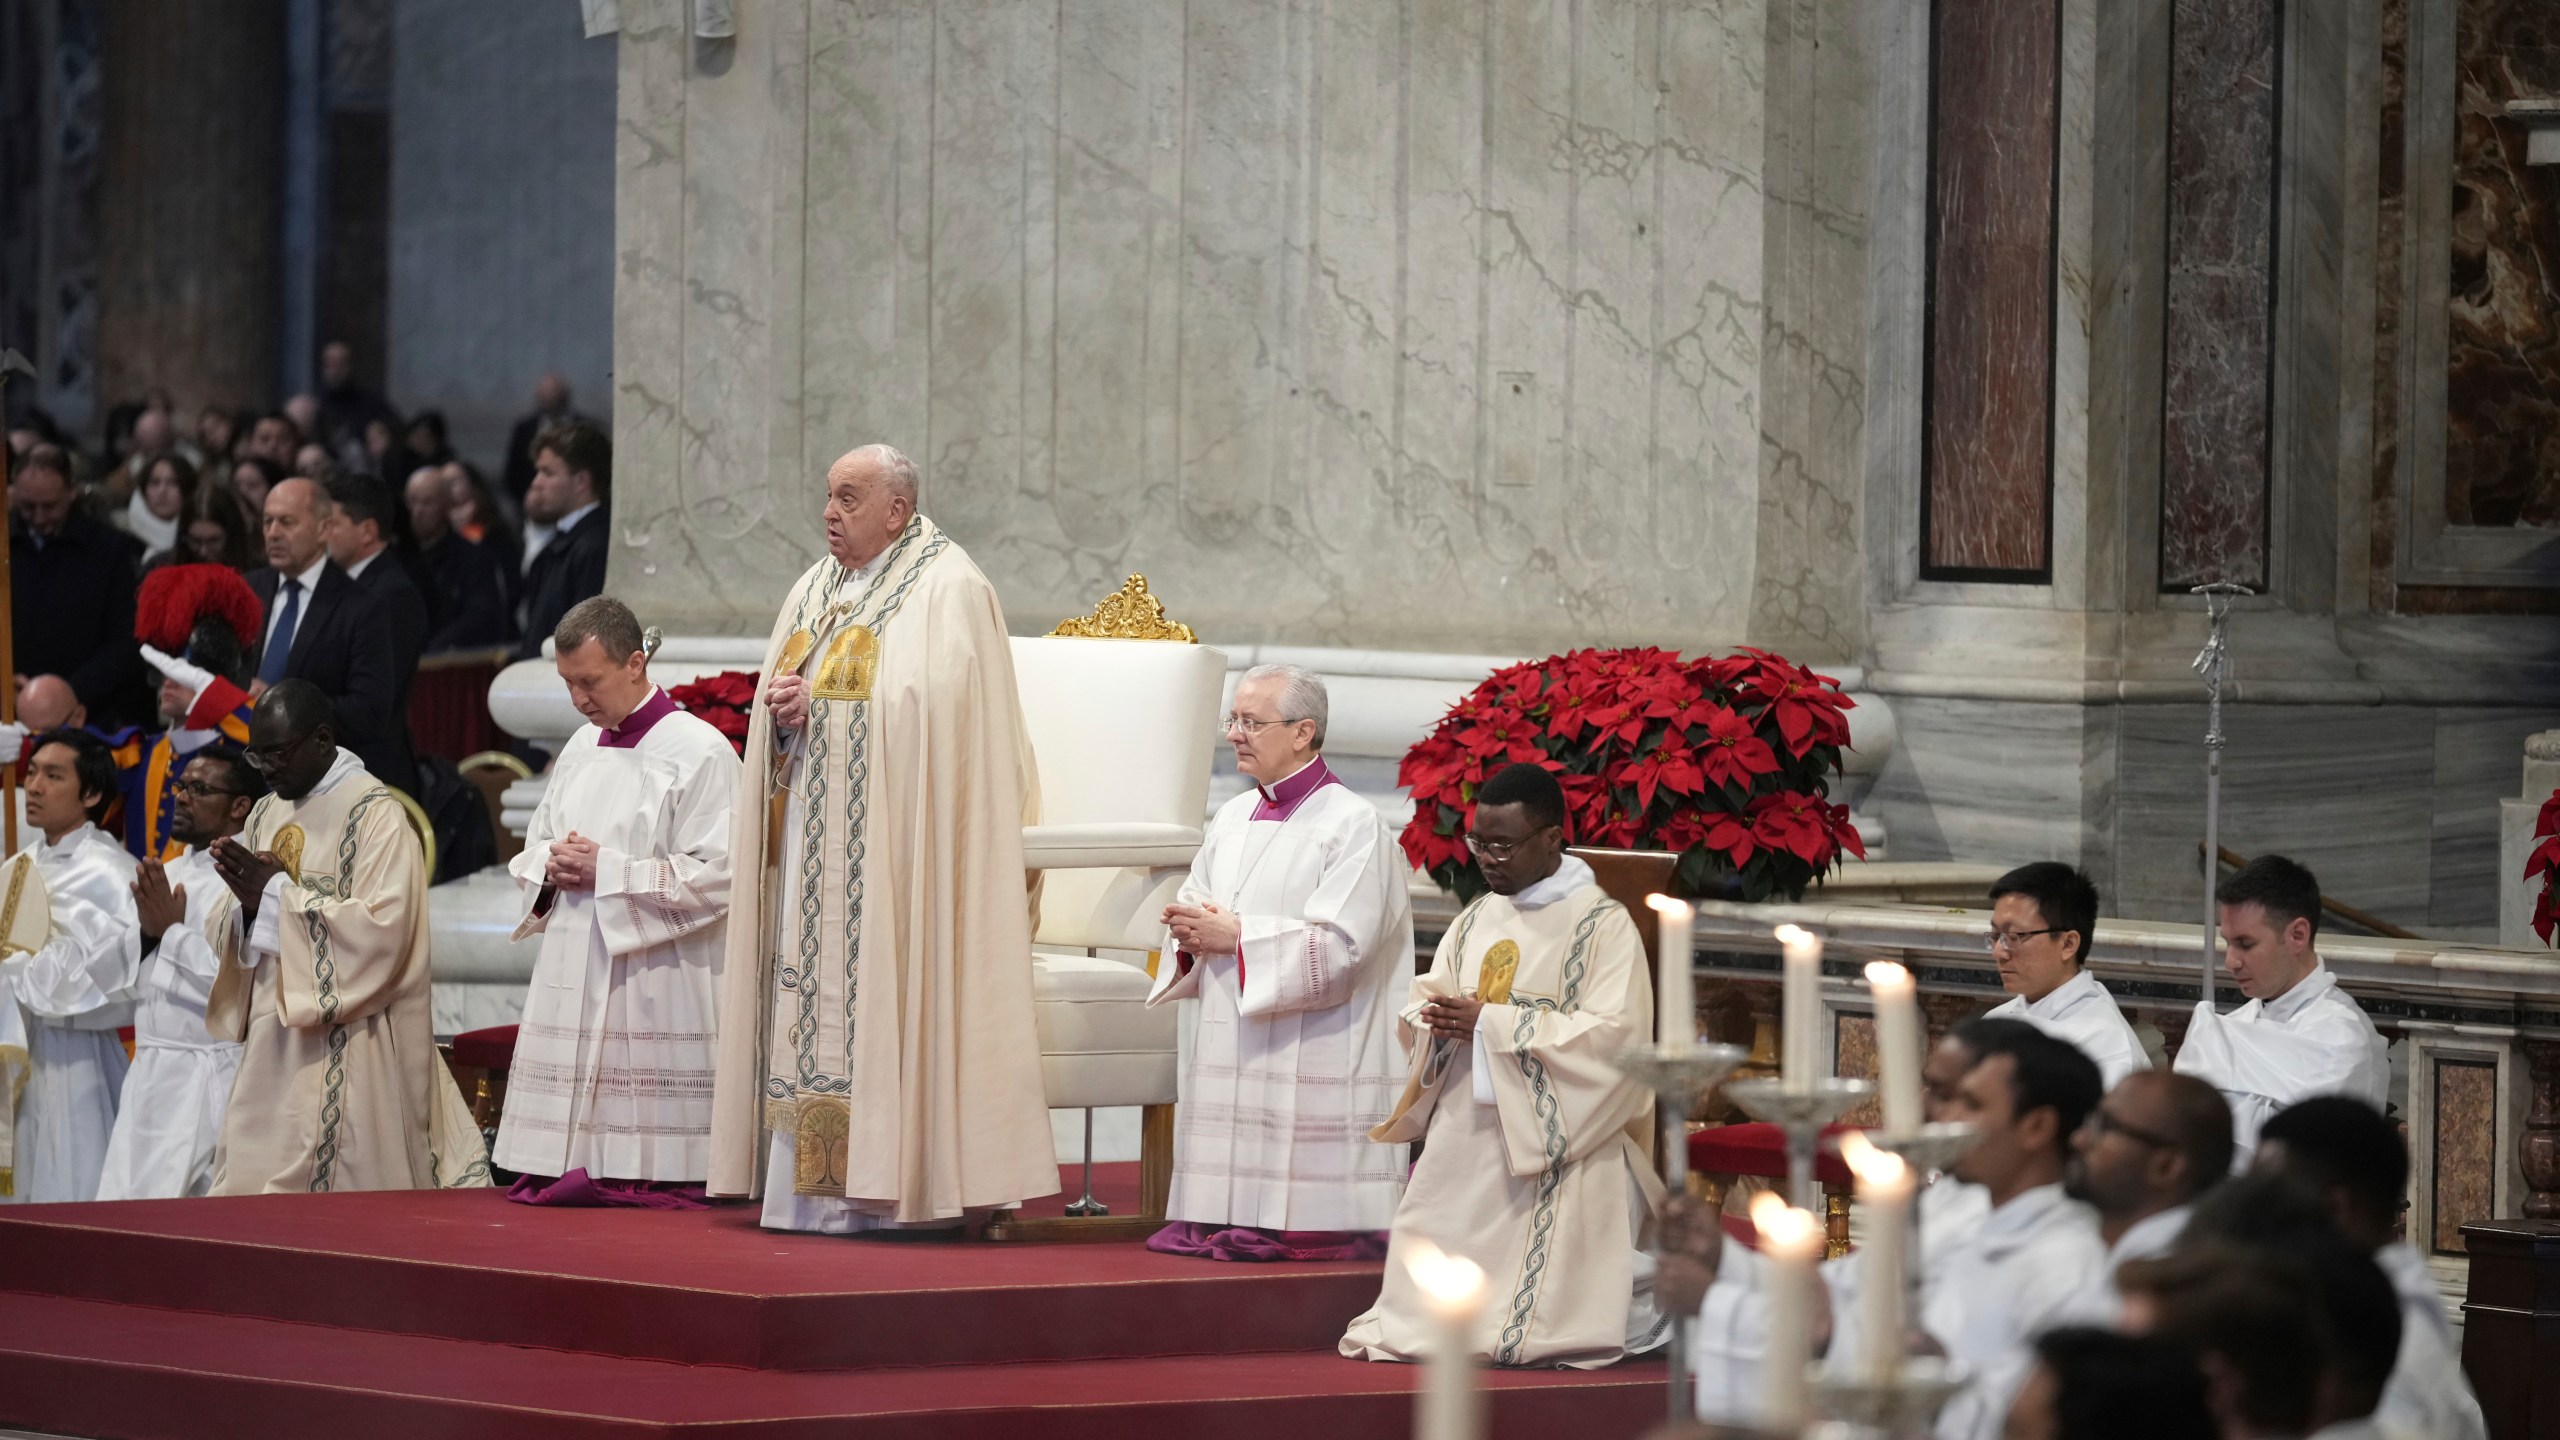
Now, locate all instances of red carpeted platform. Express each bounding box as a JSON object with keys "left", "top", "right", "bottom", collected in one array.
[{"left": 0, "top": 1186, "right": 1666, "bottom": 1439}]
